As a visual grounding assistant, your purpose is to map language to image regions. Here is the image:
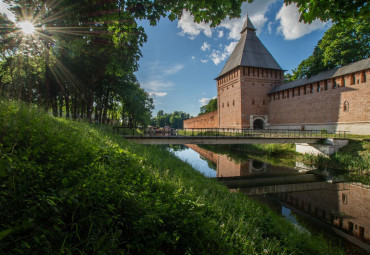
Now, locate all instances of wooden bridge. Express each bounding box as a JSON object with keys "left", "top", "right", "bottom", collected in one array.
[{"left": 113, "top": 127, "right": 349, "bottom": 145}]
